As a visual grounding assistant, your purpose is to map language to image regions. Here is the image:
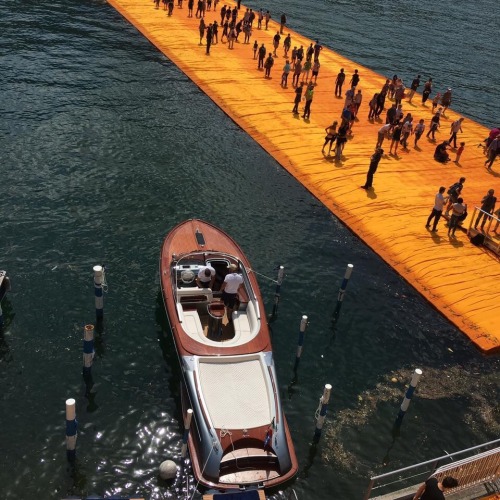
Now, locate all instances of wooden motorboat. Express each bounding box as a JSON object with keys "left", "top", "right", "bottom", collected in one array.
[{"left": 160, "top": 220, "right": 298, "bottom": 491}]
